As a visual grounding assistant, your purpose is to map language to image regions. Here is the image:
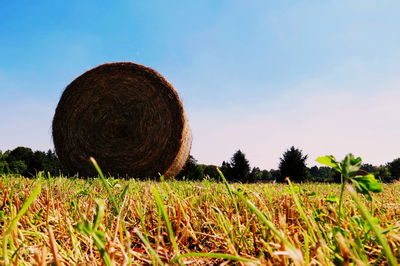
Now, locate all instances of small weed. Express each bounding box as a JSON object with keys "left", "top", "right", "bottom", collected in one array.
[{"left": 317, "top": 154, "right": 382, "bottom": 222}]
